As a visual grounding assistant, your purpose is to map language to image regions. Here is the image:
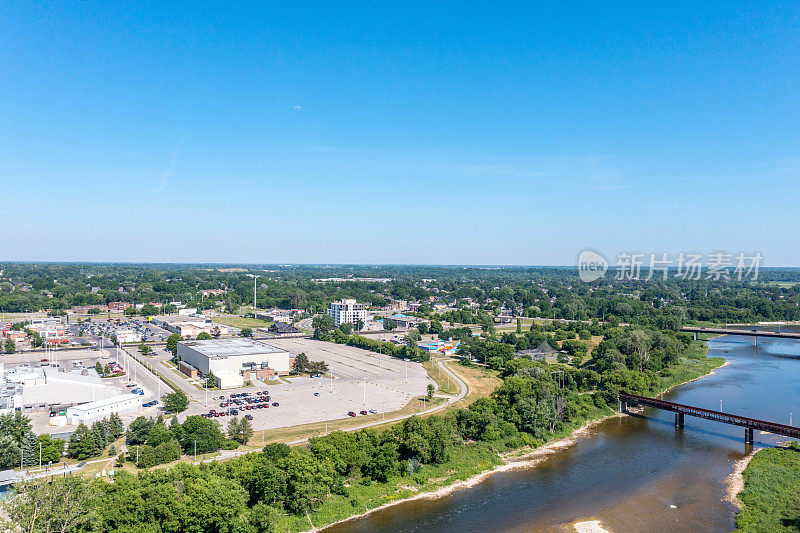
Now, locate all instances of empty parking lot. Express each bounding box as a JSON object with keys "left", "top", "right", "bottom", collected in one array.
[{"left": 181, "top": 338, "right": 435, "bottom": 430}]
